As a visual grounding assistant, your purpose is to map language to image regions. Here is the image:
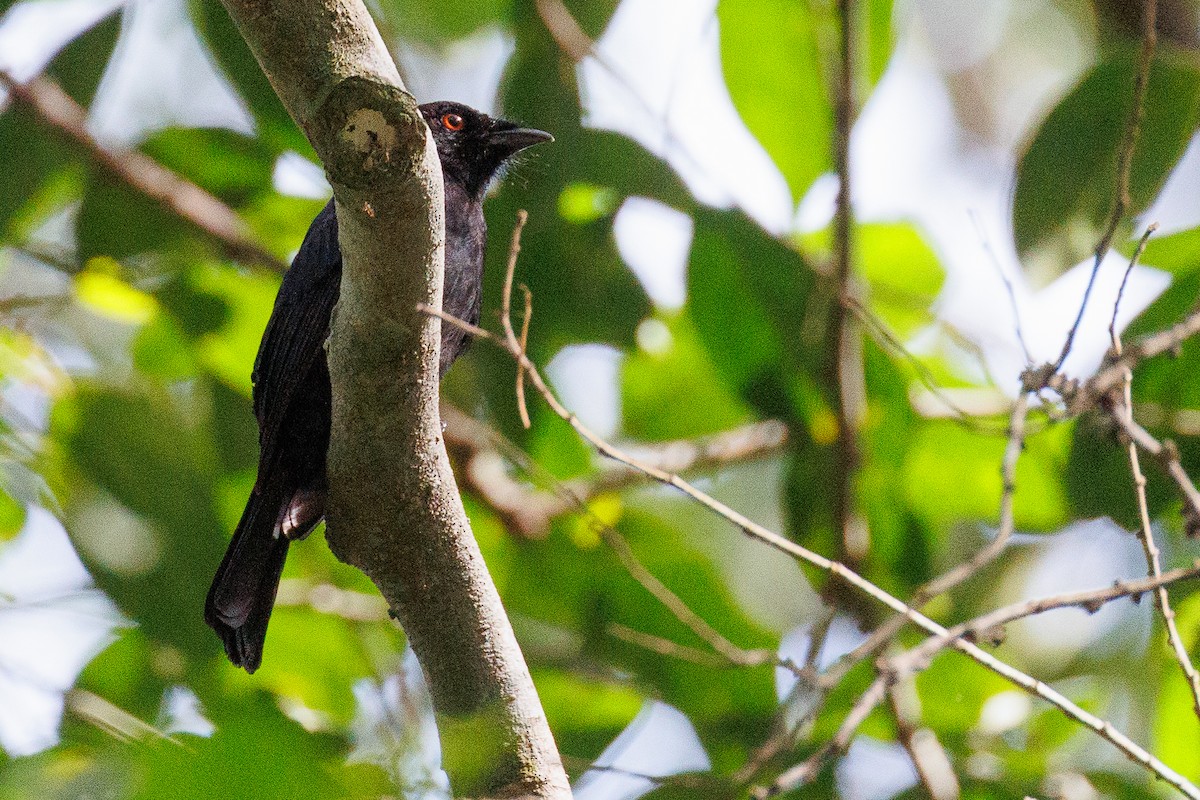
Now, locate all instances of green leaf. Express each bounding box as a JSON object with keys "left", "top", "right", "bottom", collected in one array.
[
  {"left": 140, "top": 127, "right": 275, "bottom": 208},
  {"left": 621, "top": 313, "right": 755, "bottom": 441},
  {"left": 54, "top": 384, "right": 226, "bottom": 663},
  {"left": 0, "top": 488, "right": 24, "bottom": 540},
  {"left": 688, "top": 208, "right": 821, "bottom": 420},
  {"left": 1065, "top": 413, "right": 1175, "bottom": 528},
  {"left": 1156, "top": 591, "right": 1200, "bottom": 780},
  {"left": 1013, "top": 47, "right": 1200, "bottom": 273},
  {"left": 858, "top": 222, "right": 945, "bottom": 337},
  {"left": 187, "top": 0, "right": 310, "bottom": 156},
  {"left": 374, "top": 0, "right": 513, "bottom": 43},
  {"left": 864, "top": 0, "right": 894, "bottom": 86},
  {"left": 904, "top": 418, "right": 1071, "bottom": 535},
  {"left": 129, "top": 694, "right": 384, "bottom": 800},
  {"left": 0, "top": 107, "right": 73, "bottom": 238},
  {"left": 44, "top": 11, "right": 122, "bottom": 106},
  {"left": 1139, "top": 225, "right": 1200, "bottom": 276},
  {"left": 718, "top": 0, "right": 832, "bottom": 205},
  {"left": 76, "top": 168, "right": 191, "bottom": 260}
]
